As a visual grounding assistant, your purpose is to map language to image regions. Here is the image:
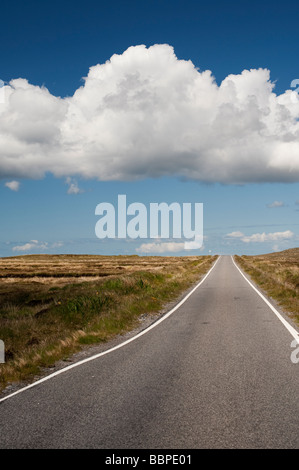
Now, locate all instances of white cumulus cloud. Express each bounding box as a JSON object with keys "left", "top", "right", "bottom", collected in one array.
[{"left": 1, "top": 44, "right": 299, "bottom": 184}]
